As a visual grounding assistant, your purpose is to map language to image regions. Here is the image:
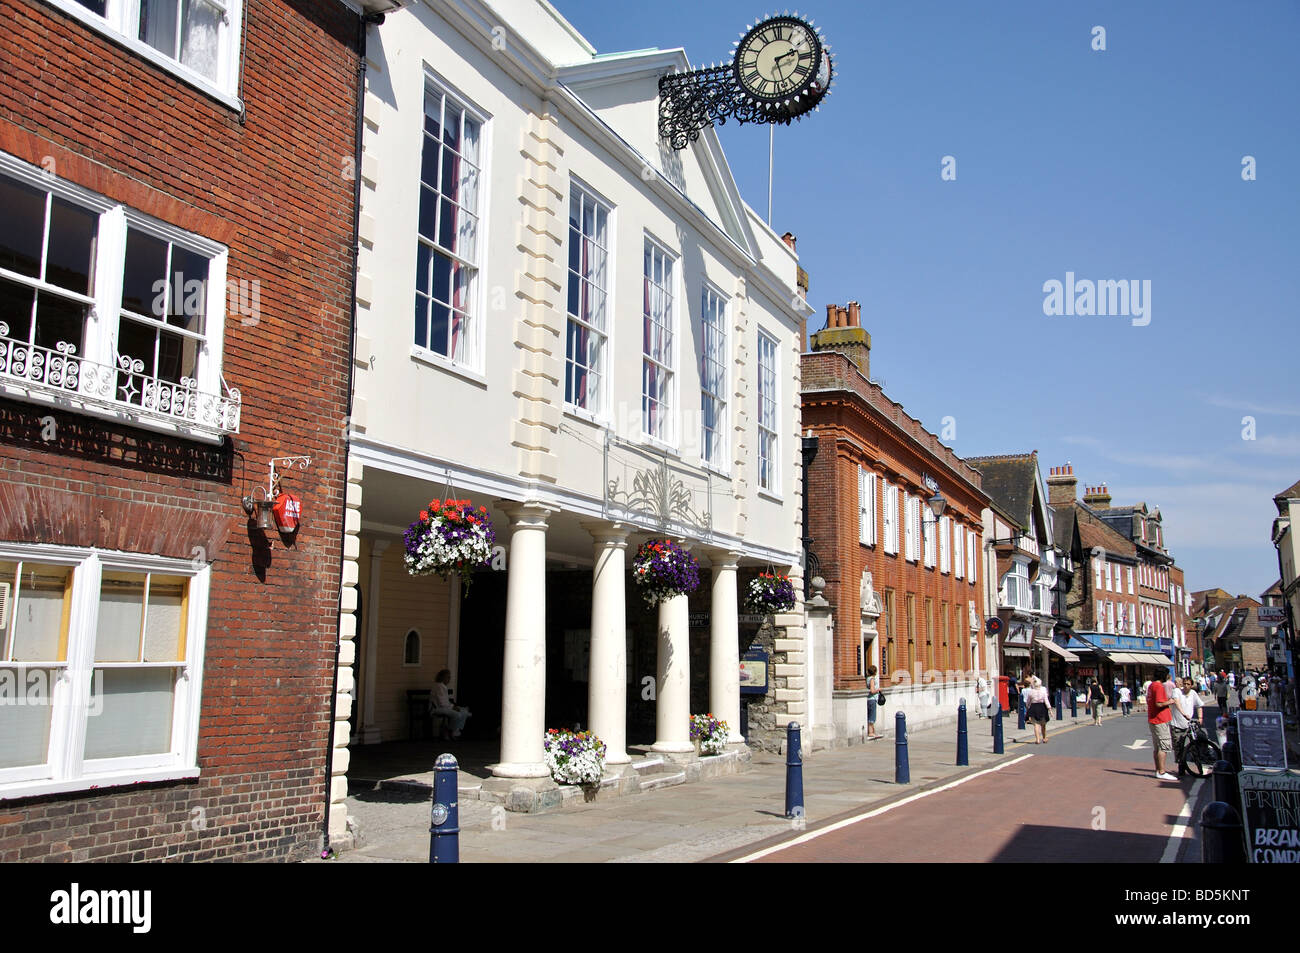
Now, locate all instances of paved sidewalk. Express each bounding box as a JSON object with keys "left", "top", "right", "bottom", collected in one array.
[{"left": 334, "top": 708, "right": 1116, "bottom": 864}]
